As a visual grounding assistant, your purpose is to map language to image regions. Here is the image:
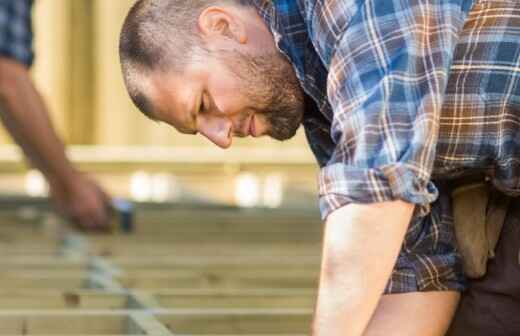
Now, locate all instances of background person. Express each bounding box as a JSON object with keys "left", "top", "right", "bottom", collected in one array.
[{"left": 0, "top": 0, "right": 111, "bottom": 230}]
